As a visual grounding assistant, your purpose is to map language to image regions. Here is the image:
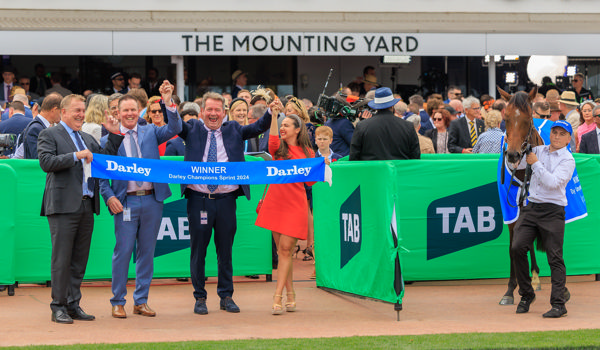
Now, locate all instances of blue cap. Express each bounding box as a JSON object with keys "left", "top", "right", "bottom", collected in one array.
[{"left": 551, "top": 120, "right": 573, "bottom": 135}]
